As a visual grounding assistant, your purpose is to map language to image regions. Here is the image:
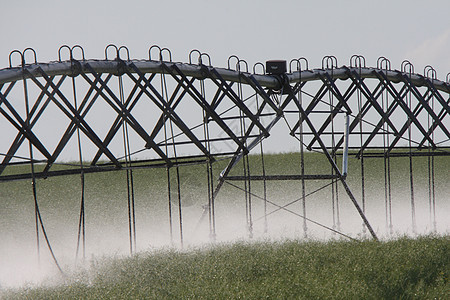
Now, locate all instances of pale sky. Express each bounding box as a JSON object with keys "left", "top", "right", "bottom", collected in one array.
[{"left": 1, "top": 0, "right": 450, "bottom": 78}]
